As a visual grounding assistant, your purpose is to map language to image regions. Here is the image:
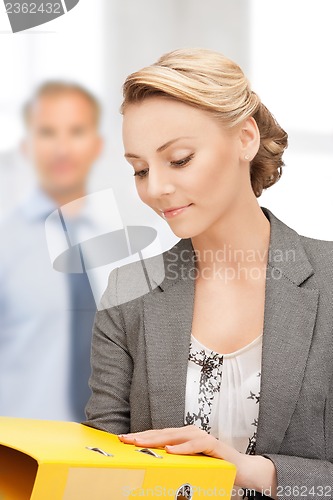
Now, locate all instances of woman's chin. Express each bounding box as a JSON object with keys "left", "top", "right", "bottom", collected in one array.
[{"left": 168, "top": 225, "right": 200, "bottom": 240}]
